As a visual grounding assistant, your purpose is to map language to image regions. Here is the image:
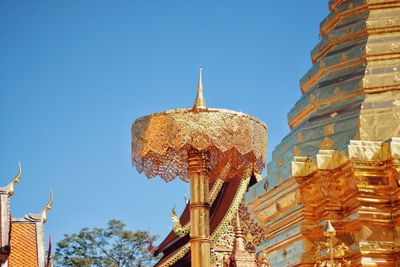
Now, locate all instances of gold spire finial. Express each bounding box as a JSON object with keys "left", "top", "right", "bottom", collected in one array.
[
  {"left": 236, "top": 211, "right": 241, "bottom": 229},
  {"left": 234, "top": 211, "right": 244, "bottom": 239},
  {"left": 41, "top": 189, "right": 53, "bottom": 223},
  {"left": 193, "top": 65, "right": 206, "bottom": 109},
  {"left": 8, "top": 161, "right": 22, "bottom": 196}
]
